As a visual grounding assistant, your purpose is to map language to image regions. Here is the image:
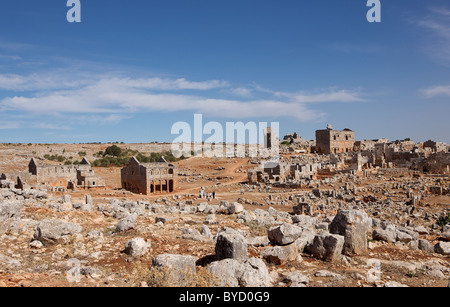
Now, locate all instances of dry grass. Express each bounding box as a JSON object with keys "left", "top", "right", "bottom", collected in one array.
[
  {"left": 246, "top": 220, "right": 270, "bottom": 237},
  {"left": 127, "top": 262, "right": 221, "bottom": 287}
]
